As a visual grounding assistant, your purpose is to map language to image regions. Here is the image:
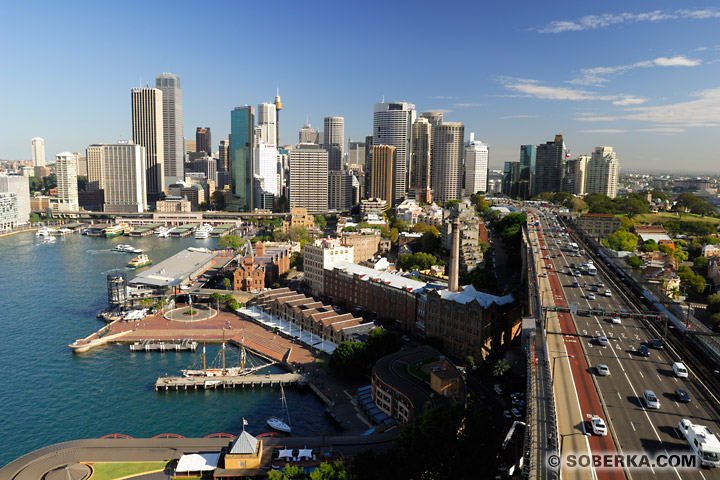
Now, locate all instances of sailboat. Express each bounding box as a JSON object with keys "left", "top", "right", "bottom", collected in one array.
[
  {"left": 181, "top": 336, "right": 268, "bottom": 378},
  {"left": 267, "top": 385, "right": 292, "bottom": 433}
]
